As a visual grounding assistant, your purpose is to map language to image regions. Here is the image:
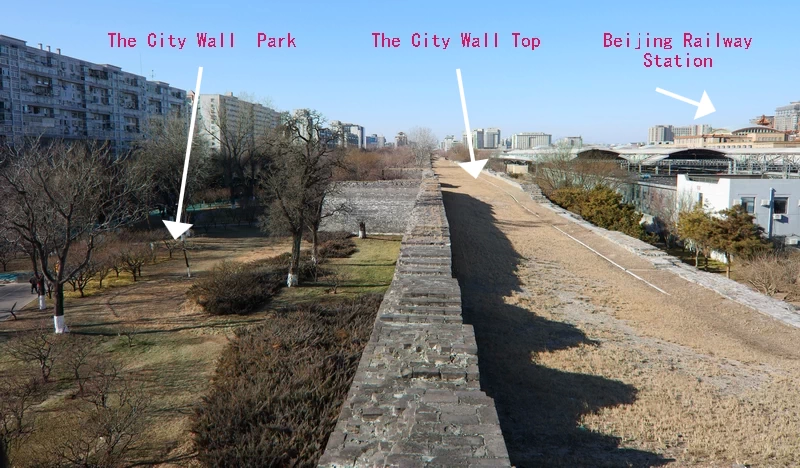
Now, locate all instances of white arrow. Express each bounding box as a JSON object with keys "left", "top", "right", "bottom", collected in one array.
[
  {"left": 163, "top": 66, "right": 203, "bottom": 239},
  {"left": 655, "top": 87, "right": 716, "bottom": 119},
  {"left": 455, "top": 69, "right": 488, "bottom": 178}
]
